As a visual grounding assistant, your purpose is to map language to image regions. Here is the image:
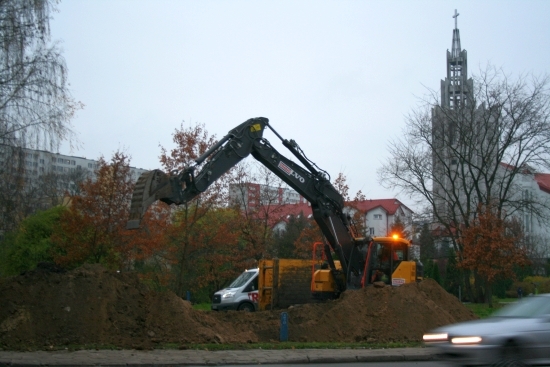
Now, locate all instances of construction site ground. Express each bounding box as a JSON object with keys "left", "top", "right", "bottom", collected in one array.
[{"left": 0, "top": 264, "right": 476, "bottom": 351}]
